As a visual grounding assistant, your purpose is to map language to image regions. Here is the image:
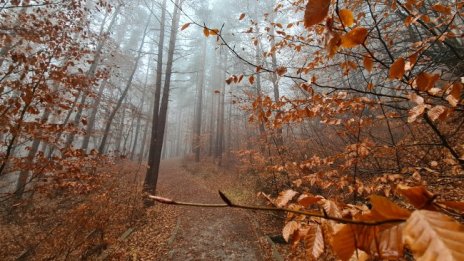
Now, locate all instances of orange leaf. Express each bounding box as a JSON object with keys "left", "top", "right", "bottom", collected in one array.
[
  {"left": 298, "top": 195, "right": 323, "bottom": 208},
  {"left": 369, "top": 195, "right": 411, "bottom": 219},
  {"left": 276, "top": 66, "right": 287, "bottom": 76},
  {"left": 340, "top": 27, "right": 368, "bottom": 48},
  {"left": 439, "top": 201, "right": 464, "bottom": 214},
  {"left": 369, "top": 224, "right": 404, "bottom": 259},
  {"left": 403, "top": 210, "right": 464, "bottom": 260},
  {"left": 282, "top": 221, "right": 299, "bottom": 242},
  {"left": 248, "top": 75, "right": 255, "bottom": 85},
  {"left": 415, "top": 72, "right": 439, "bottom": 91},
  {"left": 388, "top": 58, "right": 405, "bottom": 80},
  {"left": 275, "top": 189, "right": 298, "bottom": 207},
  {"left": 432, "top": 4, "right": 452, "bottom": 15},
  {"left": 203, "top": 27, "right": 210, "bottom": 37},
  {"left": 396, "top": 184, "right": 436, "bottom": 210},
  {"left": 304, "top": 0, "right": 331, "bottom": 28},
  {"left": 367, "top": 82, "right": 374, "bottom": 91},
  {"left": 326, "top": 33, "right": 341, "bottom": 58},
  {"left": 363, "top": 55, "right": 373, "bottom": 72},
  {"left": 305, "top": 224, "right": 325, "bottom": 259},
  {"left": 332, "top": 223, "right": 379, "bottom": 261},
  {"left": 239, "top": 13, "right": 246, "bottom": 20},
  {"left": 446, "top": 82, "right": 462, "bottom": 107},
  {"left": 180, "top": 23, "right": 191, "bottom": 31},
  {"left": 427, "top": 105, "right": 446, "bottom": 121},
  {"left": 339, "top": 9, "right": 354, "bottom": 27}
]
